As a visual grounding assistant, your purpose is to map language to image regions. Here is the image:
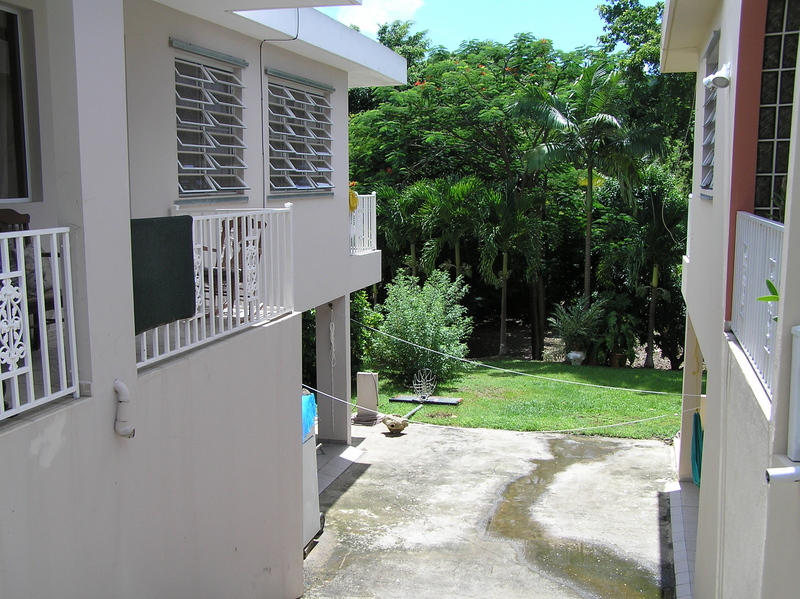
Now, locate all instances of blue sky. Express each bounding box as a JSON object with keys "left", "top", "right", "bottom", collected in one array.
[{"left": 317, "top": 0, "right": 633, "bottom": 52}]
